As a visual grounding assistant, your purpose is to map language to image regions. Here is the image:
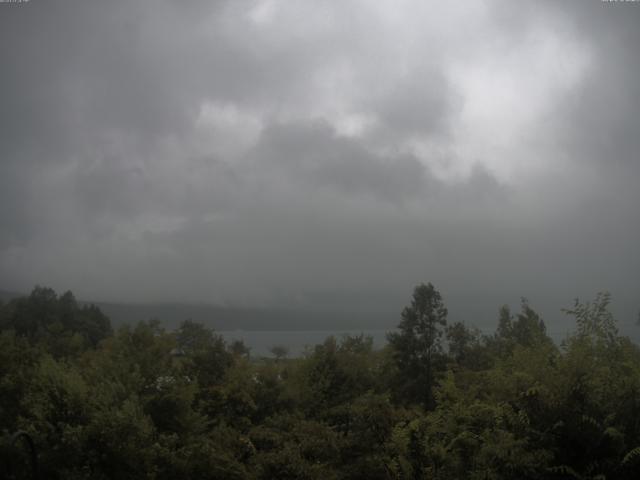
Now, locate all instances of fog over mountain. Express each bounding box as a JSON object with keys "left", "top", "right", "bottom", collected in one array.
[{"left": 1, "top": 1, "right": 639, "bottom": 330}]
